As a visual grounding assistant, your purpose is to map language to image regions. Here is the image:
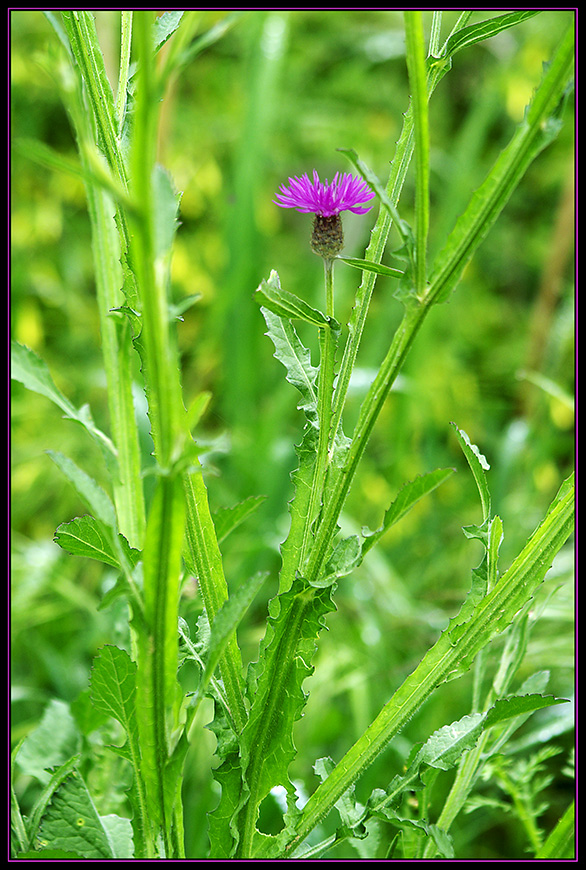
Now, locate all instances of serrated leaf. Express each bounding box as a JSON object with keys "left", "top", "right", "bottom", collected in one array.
[
  {"left": 54, "top": 515, "right": 140, "bottom": 570},
  {"left": 153, "top": 10, "right": 184, "bottom": 52},
  {"left": 262, "top": 304, "right": 321, "bottom": 596},
  {"left": 212, "top": 495, "right": 267, "bottom": 544},
  {"left": 371, "top": 692, "right": 567, "bottom": 822},
  {"left": 89, "top": 646, "right": 138, "bottom": 740},
  {"left": 362, "top": 467, "right": 455, "bottom": 555},
  {"left": 39, "top": 770, "right": 114, "bottom": 859},
  {"left": 89, "top": 646, "right": 152, "bottom": 855},
  {"left": 209, "top": 578, "right": 336, "bottom": 857},
  {"left": 314, "top": 757, "right": 364, "bottom": 830},
  {"left": 256, "top": 270, "right": 337, "bottom": 329},
  {"left": 261, "top": 306, "right": 318, "bottom": 420},
  {"left": 484, "top": 693, "right": 568, "bottom": 728},
  {"left": 317, "top": 534, "right": 362, "bottom": 588}
]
